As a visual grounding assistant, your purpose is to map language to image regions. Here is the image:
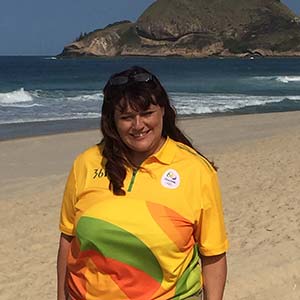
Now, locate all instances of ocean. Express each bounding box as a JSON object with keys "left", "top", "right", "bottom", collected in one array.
[{"left": 1, "top": 56, "right": 300, "bottom": 140}]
